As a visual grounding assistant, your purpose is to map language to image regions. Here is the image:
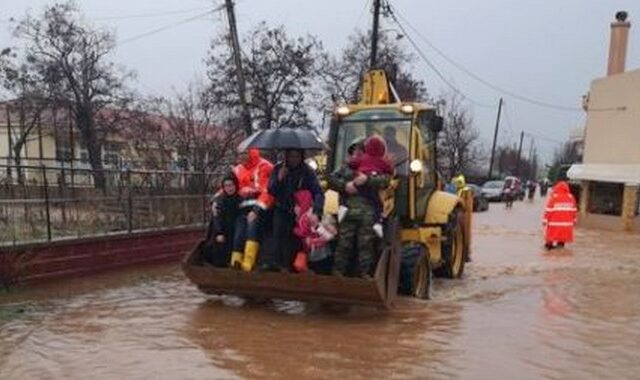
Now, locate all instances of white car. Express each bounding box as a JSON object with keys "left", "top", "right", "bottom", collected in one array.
[{"left": 481, "top": 180, "right": 505, "bottom": 201}]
